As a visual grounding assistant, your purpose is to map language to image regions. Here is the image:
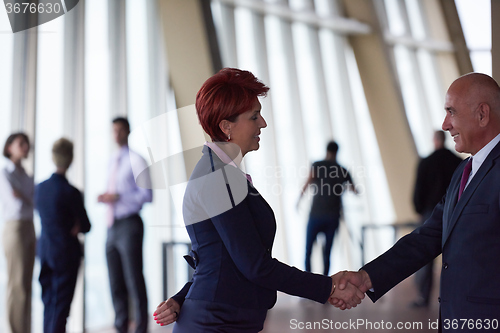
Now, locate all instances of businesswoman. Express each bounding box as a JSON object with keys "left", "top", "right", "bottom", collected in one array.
[
  {"left": 0, "top": 133, "right": 35, "bottom": 333},
  {"left": 153, "top": 68, "right": 363, "bottom": 332},
  {"left": 35, "top": 138, "right": 91, "bottom": 332}
]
